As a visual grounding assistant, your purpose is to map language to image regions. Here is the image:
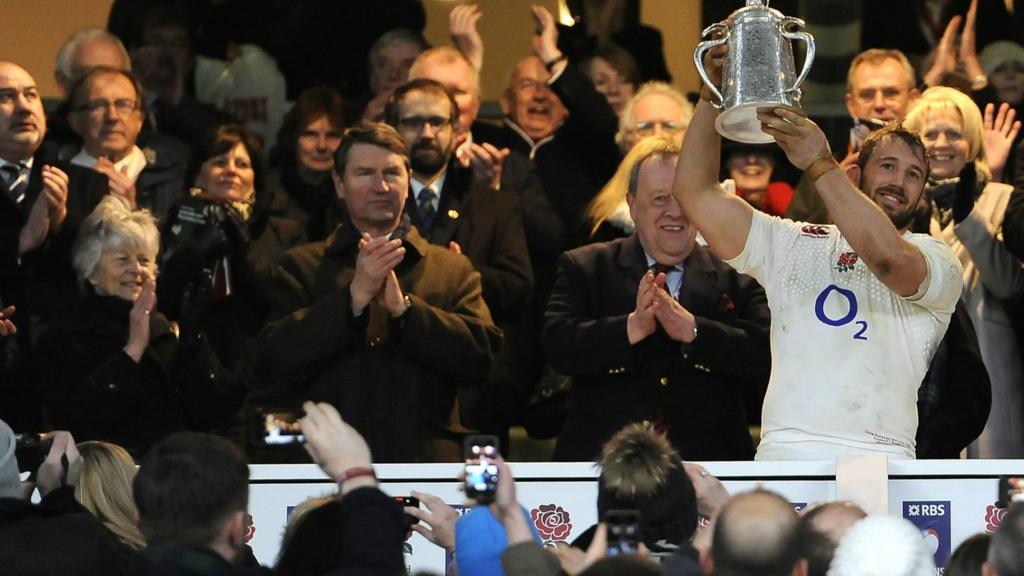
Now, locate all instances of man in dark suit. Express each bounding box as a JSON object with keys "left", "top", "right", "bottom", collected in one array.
[
  {"left": 384, "top": 79, "right": 533, "bottom": 443},
  {"left": 543, "top": 137, "right": 771, "bottom": 462},
  {"left": 0, "top": 61, "right": 109, "bottom": 430}
]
